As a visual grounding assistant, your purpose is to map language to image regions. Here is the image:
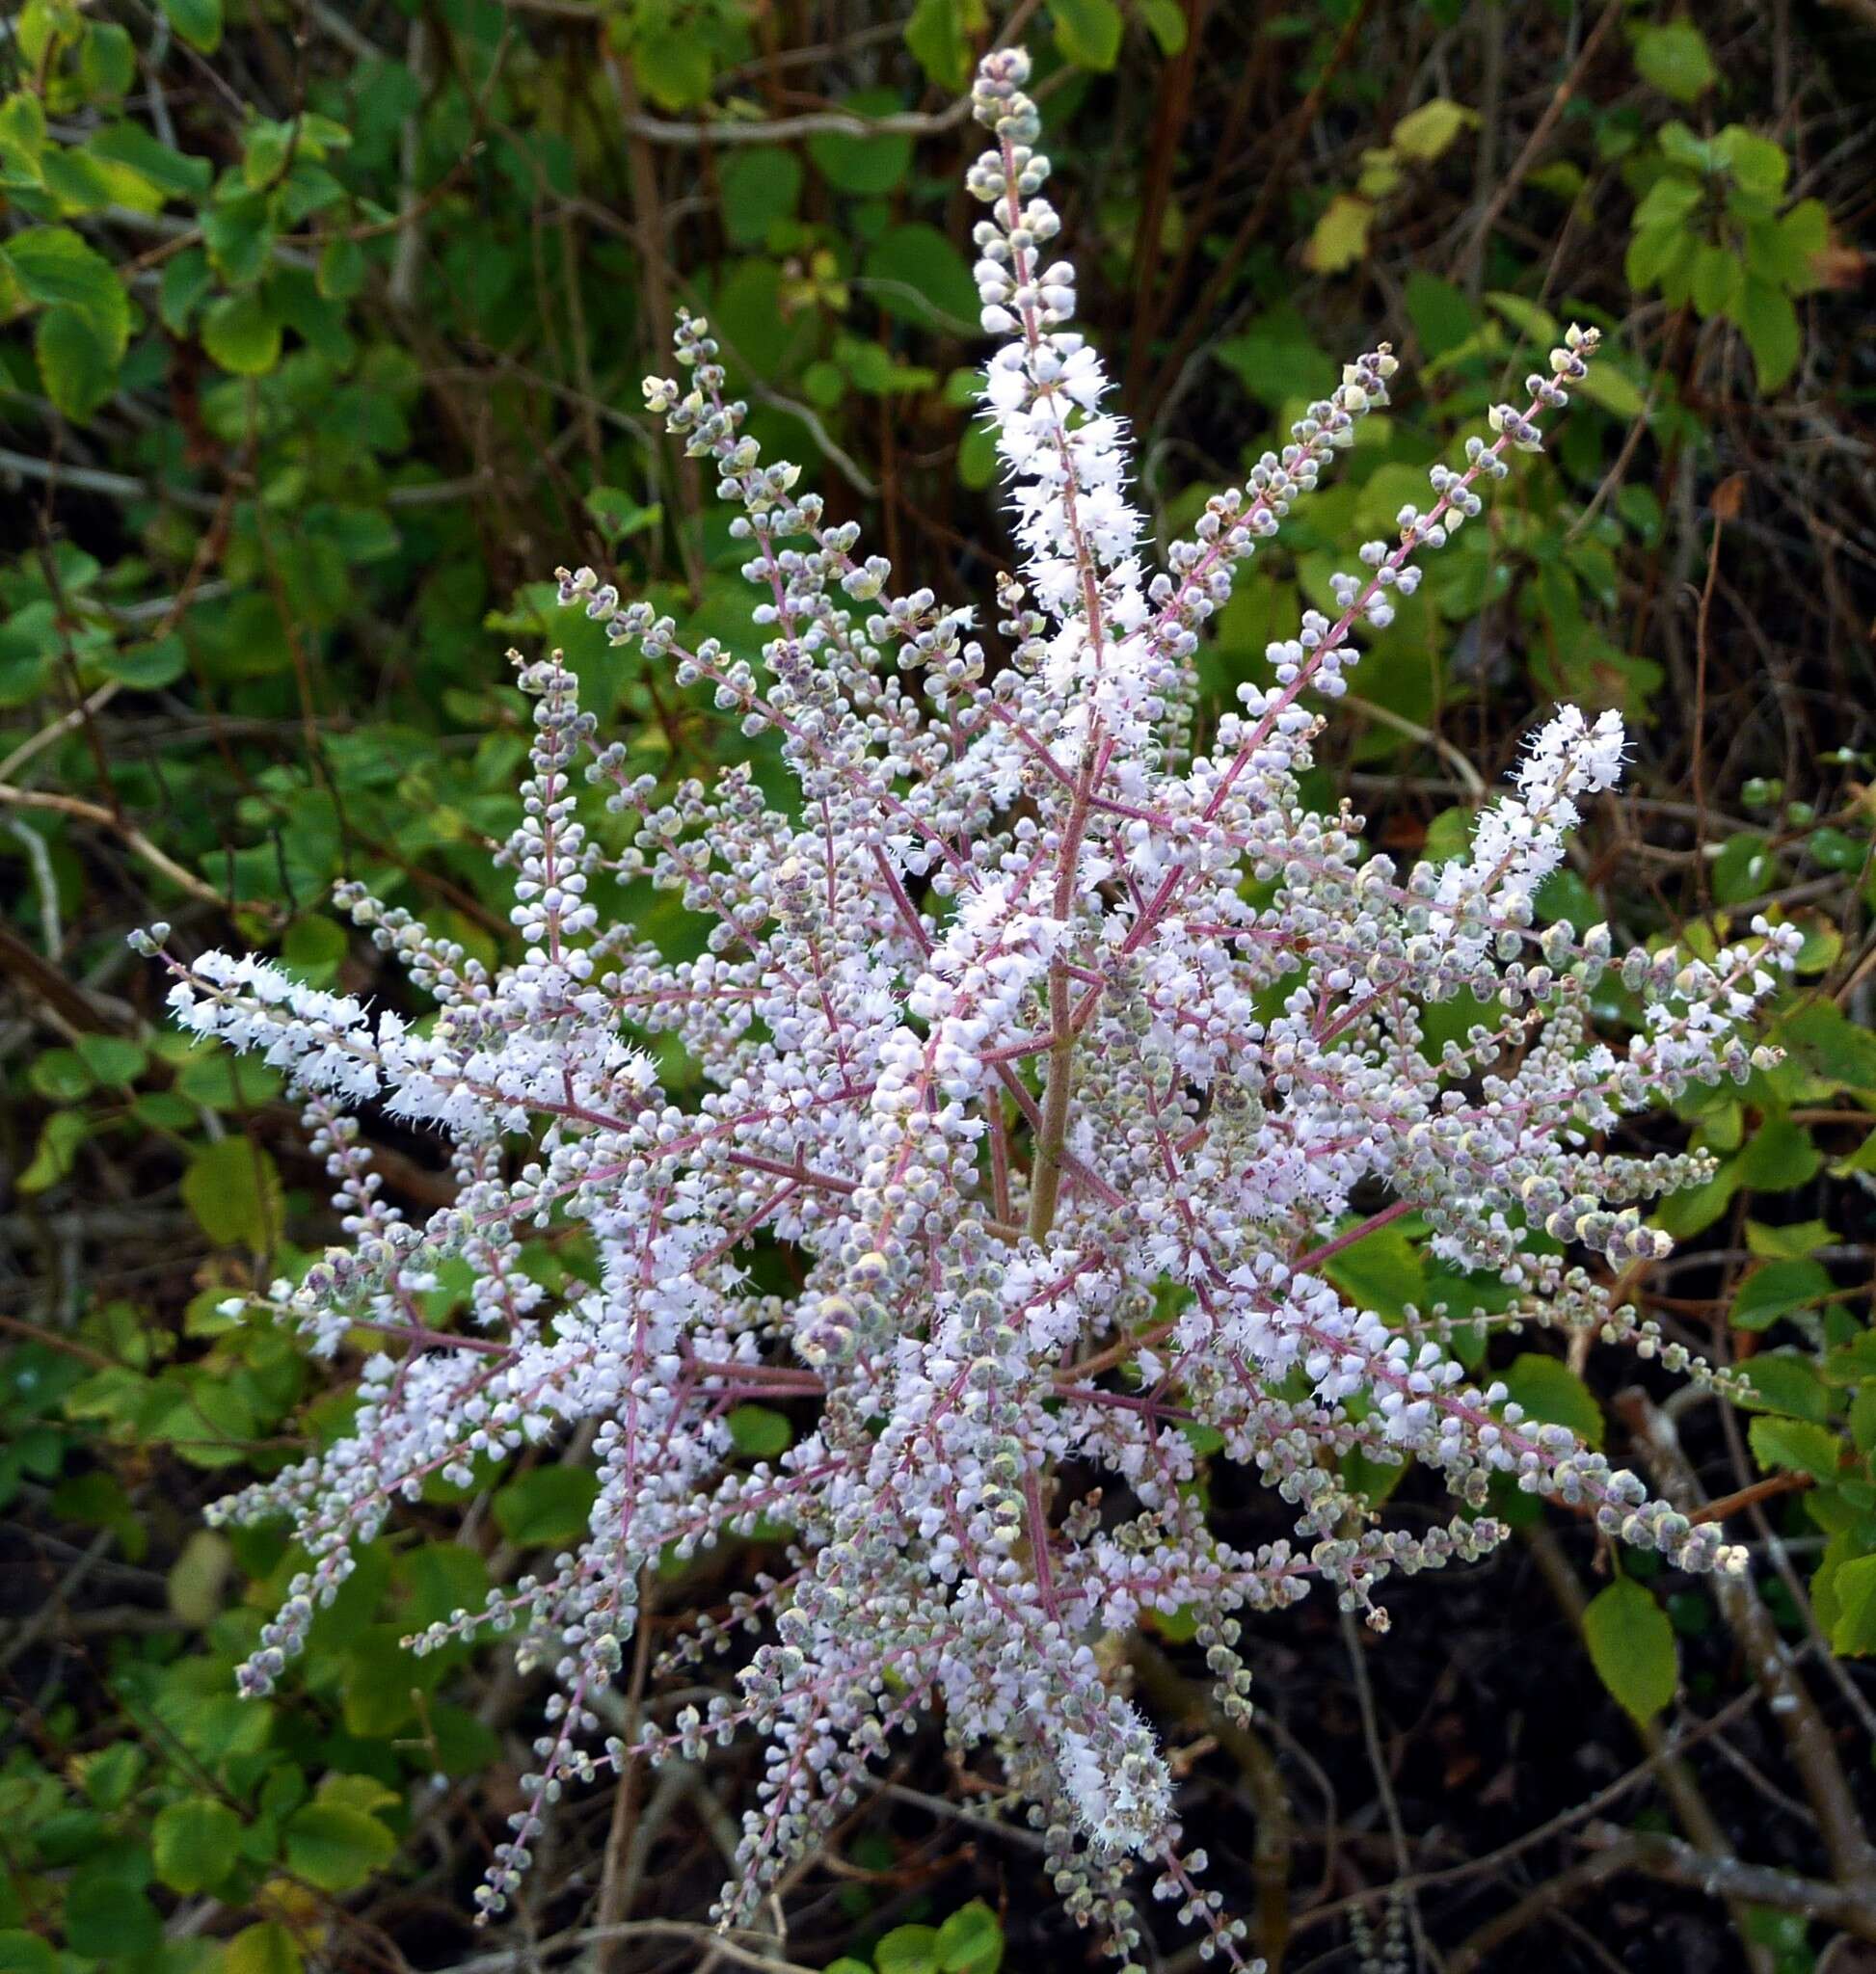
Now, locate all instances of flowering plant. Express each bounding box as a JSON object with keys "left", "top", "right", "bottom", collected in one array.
[{"left": 142, "top": 45, "right": 1793, "bottom": 1967}]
